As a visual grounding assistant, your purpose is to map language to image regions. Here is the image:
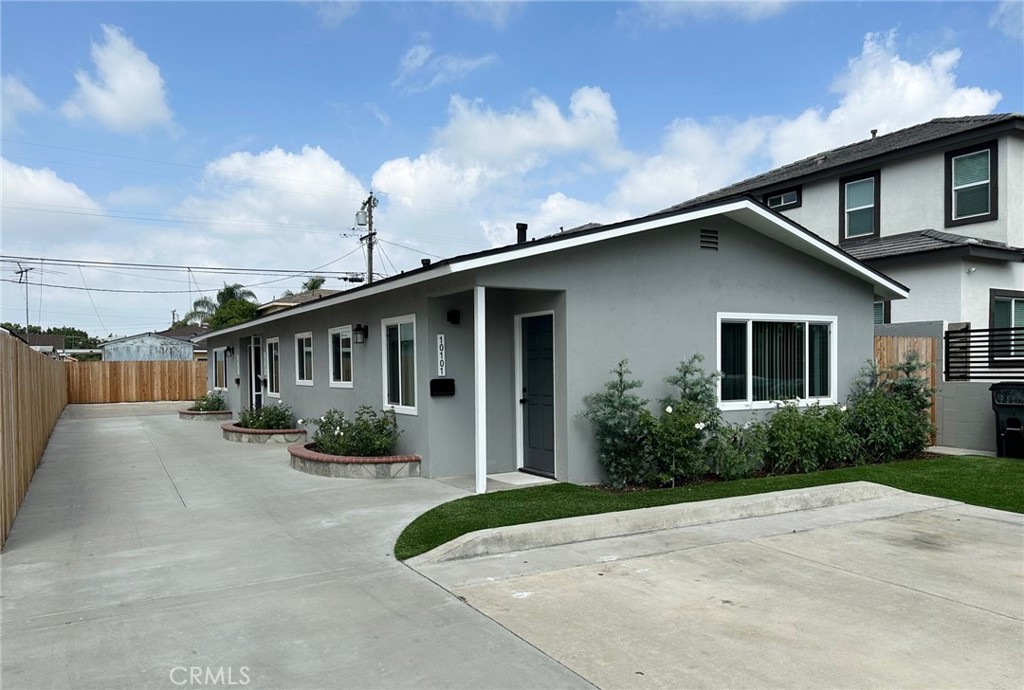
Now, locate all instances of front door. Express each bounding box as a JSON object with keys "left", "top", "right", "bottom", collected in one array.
[
  {"left": 520, "top": 314, "right": 554, "bottom": 477},
  {"left": 250, "top": 336, "right": 263, "bottom": 410}
]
